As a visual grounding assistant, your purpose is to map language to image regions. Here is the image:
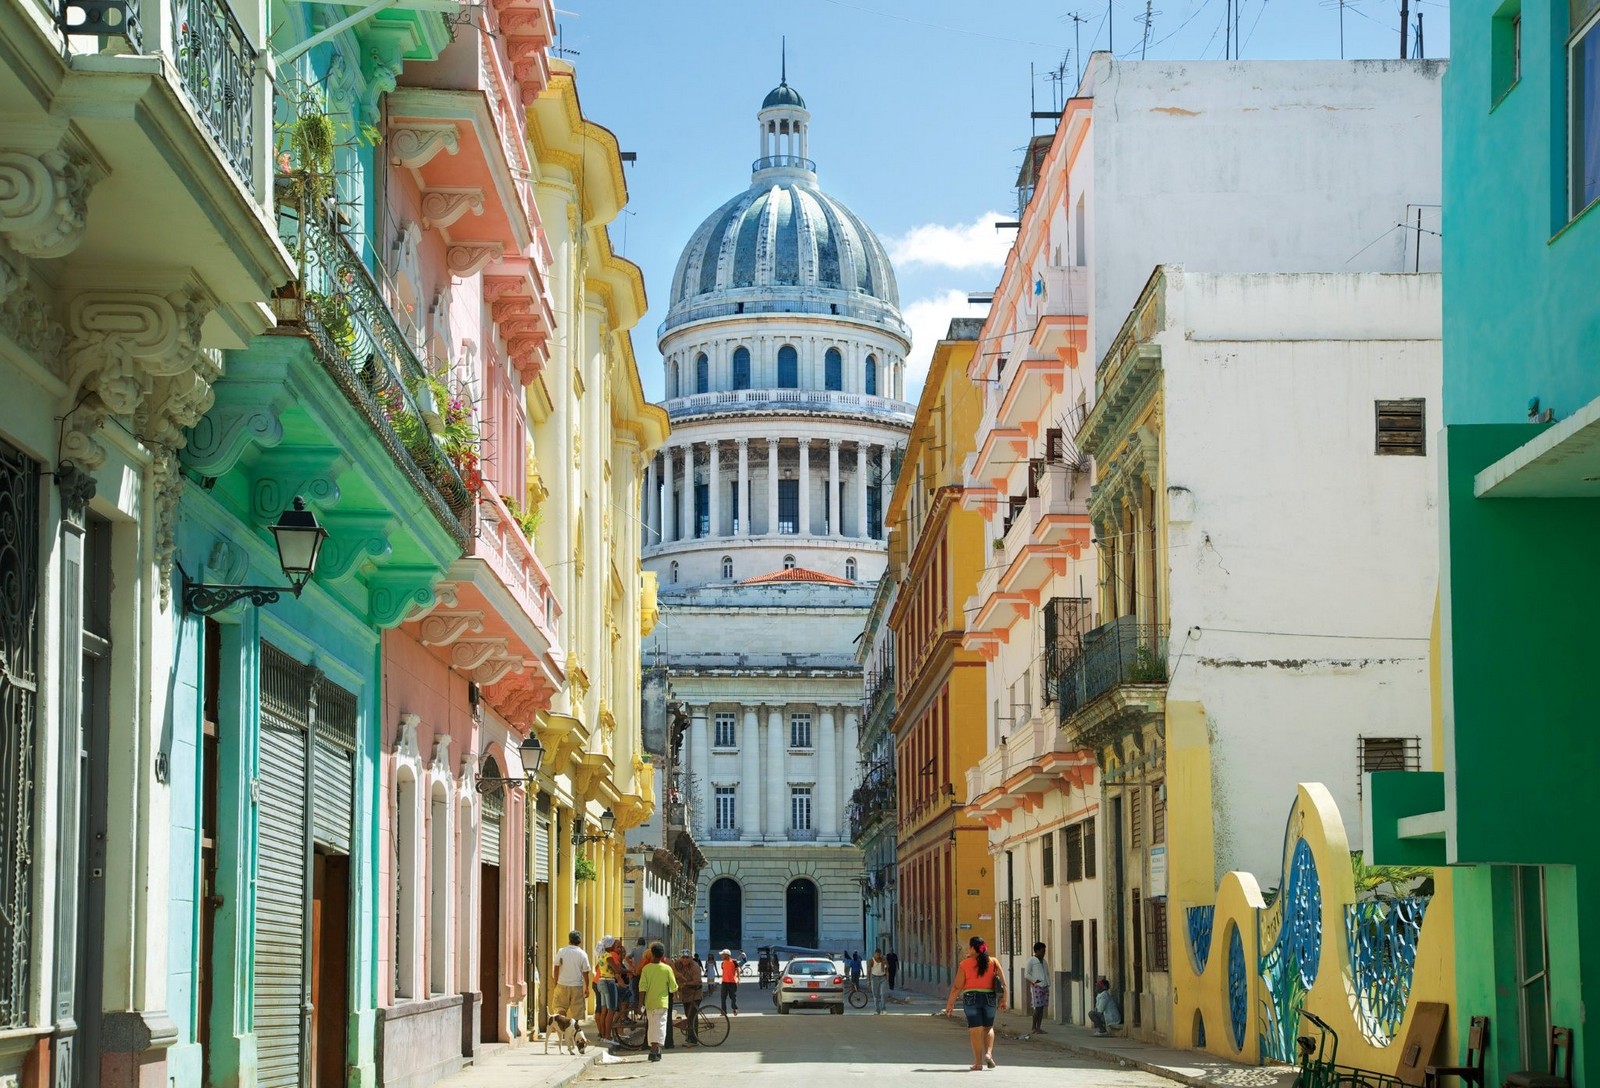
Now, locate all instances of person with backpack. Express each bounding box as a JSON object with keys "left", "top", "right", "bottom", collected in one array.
[{"left": 942, "top": 935, "right": 1006, "bottom": 1071}]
